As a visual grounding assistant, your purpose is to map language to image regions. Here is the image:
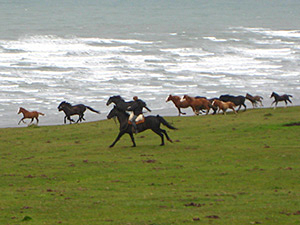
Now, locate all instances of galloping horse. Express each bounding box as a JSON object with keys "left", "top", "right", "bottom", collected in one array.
[
  {"left": 212, "top": 99, "right": 237, "bottom": 115},
  {"left": 106, "top": 95, "right": 133, "bottom": 111},
  {"left": 58, "top": 101, "right": 100, "bottom": 124},
  {"left": 246, "top": 93, "right": 263, "bottom": 108},
  {"left": 182, "top": 95, "right": 212, "bottom": 115},
  {"left": 18, "top": 107, "right": 45, "bottom": 125},
  {"left": 270, "top": 92, "right": 293, "bottom": 109},
  {"left": 166, "top": 94, "right": 191, "bottom": 116},
  {"left": 107, "top": 106, "right": 176, "bottom": 147},
  {"left": 219, "top": 94, "right": 246, "bottom": 112}
]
